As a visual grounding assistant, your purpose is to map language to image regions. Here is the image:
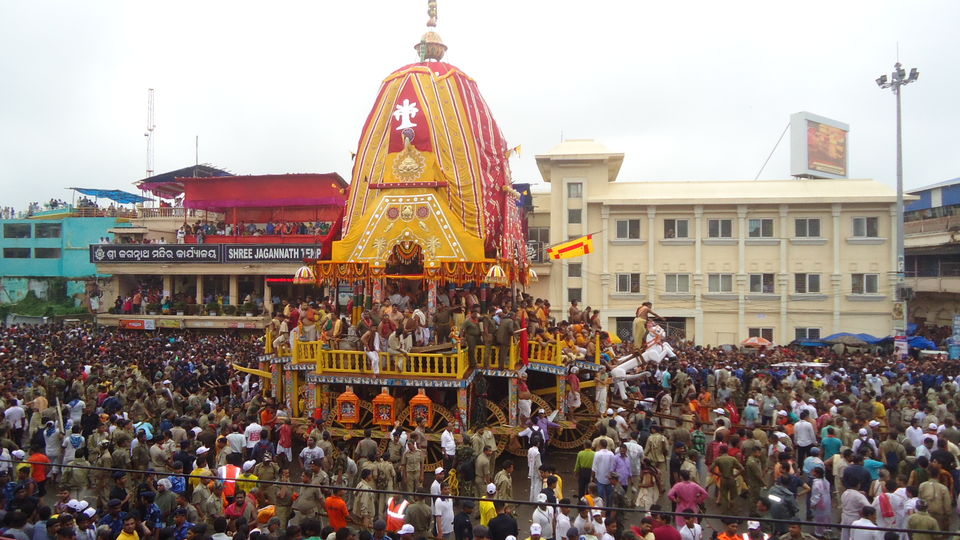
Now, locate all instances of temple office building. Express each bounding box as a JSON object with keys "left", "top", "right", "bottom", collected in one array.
[{"left": 525, "top": 140, "right": 899, "bottom": 346}]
